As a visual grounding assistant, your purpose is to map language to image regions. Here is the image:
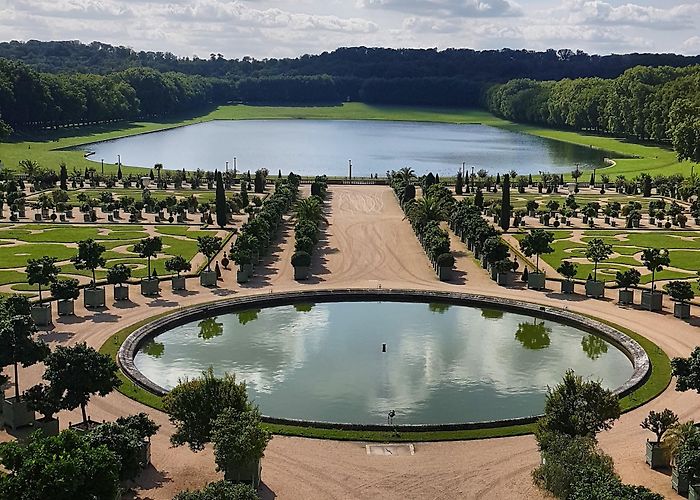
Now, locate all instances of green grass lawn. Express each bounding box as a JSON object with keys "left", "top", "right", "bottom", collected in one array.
[
  {"left": 515, "top": 230, "right": 700, "bottom": 283},
  {"left": 0, "top": 103, "right": 692, "bottom": 179}
]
